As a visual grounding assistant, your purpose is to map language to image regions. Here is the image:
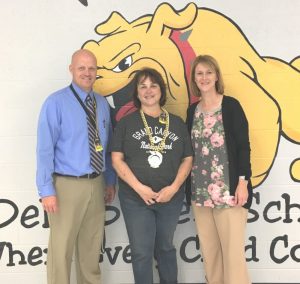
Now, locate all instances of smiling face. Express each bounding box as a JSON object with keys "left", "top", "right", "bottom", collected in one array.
[
  {"left": 69, "top": 50, "right": 97, "bottom": 93},
  {"left": 194, "top": 63, "right": 218, "bottom": 94},
  {"left": 137, "top": 77, "right": 162, "bottom": 108}
]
